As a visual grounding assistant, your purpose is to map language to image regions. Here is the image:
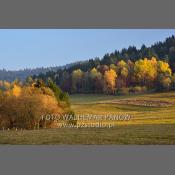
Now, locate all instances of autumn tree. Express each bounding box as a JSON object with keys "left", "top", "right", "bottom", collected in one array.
[
  {"left": 157, "top": 60, "right": 172, "bottom": 76},
  {"left": 157, "top": 74, "right": 172, "bottom": 90},
  {"left": 89, "top": 68, "right": 103, "bottom": 93},
  {"left": 126, "top": 60, "right": 135, "bottom": 85},
  {"left": 154, "top": 61, "right": 172, "bottom": 91},
  {"left": 134, "top": 57, "right": 158, "bottom": 88},
  {"left": 12, "top": 85, "right": 22, "bottom": 97},
  {"left": 109, "top": 64, "right": 117, "bottom": 71},
  {"left": 0, "top": 80, "right": 73, "bottom": 129},
  {"left": 72, "top": 69, "right": 83, "bottom": 93},
  {"left": 104, "top": 69, "right": 117, "bottom": 94},
  {"left": 97, "top": 65, "right": 109, "bottom": 75},
  {"left": 26, "top": 76, "right": 33, "bottom": 85},
  {"left": 116, "top": 60, "right": 129, "bottom": 88}
]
